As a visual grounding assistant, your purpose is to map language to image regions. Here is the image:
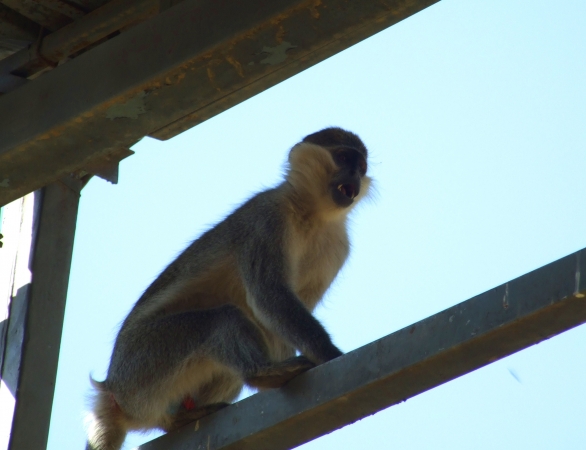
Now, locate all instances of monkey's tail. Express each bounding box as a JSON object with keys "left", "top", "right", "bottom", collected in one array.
[{"left": 85, "top": 377, "right": 128, "bottom": 450}]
